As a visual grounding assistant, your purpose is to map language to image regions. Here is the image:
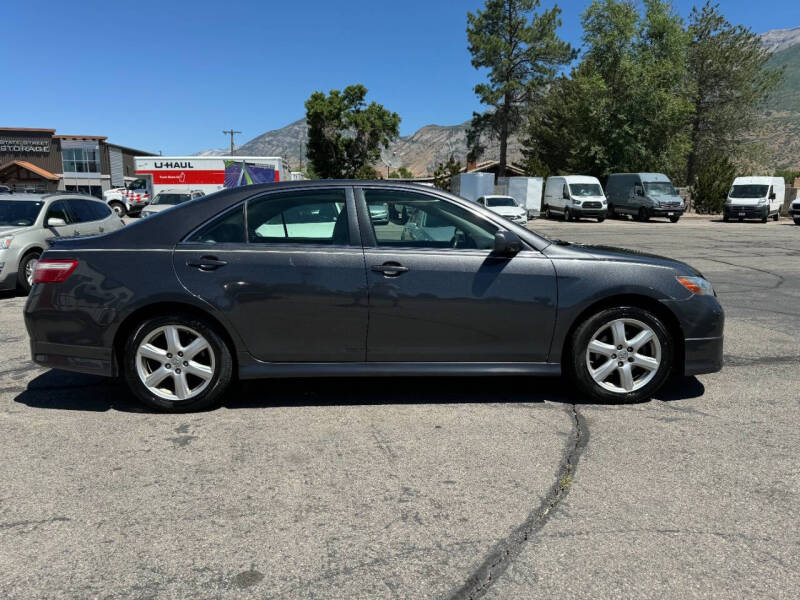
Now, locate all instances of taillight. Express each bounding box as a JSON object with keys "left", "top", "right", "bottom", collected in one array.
[{"left": 33, "top": 259, "right": 78, "bottom": 284}]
